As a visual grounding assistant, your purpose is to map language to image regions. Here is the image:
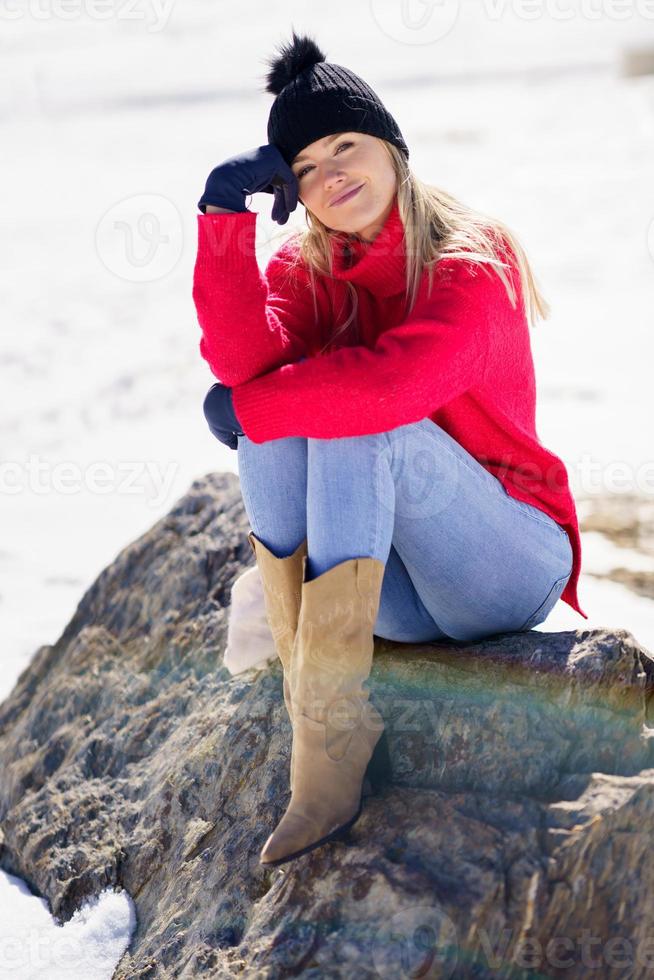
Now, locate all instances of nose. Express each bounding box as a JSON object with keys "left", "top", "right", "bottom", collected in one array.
[{"left": 324, "top": 167, "right": 348, "bottom": 196}]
